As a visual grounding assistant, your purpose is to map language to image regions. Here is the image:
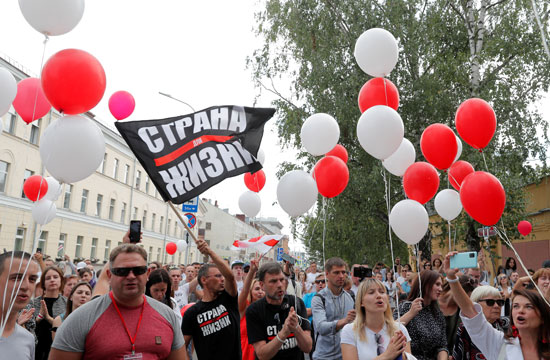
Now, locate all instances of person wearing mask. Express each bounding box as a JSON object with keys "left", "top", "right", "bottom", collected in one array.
[
  {"left": 238, "top": 258, "right": 262, "bottom": 360},
  {"left": 341, "top": 279, "right": 413, "bottom": 360},
  {"left": 445, "top": 251, "right": 550, "bottom": 360},
  {"left": 145, "top": 269, "right": 182, "bottom": 325},
  {"left": 452, "top": 285, "right": 509, "bottom": 360},
  {"left": 51, "top": 281, "right": 93, "bottom": 339},
  {"left": 312, "top": 258, "right": 356, "bottom": 360},
  {"left": 395, "top": 270, "right": 448, "bottom": 360},
  {"left": 0, "top": 251, "right": 39, "bottom": 358},
  {"left": 303, "top": 273, "right": 326, "bottom": 323}
]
